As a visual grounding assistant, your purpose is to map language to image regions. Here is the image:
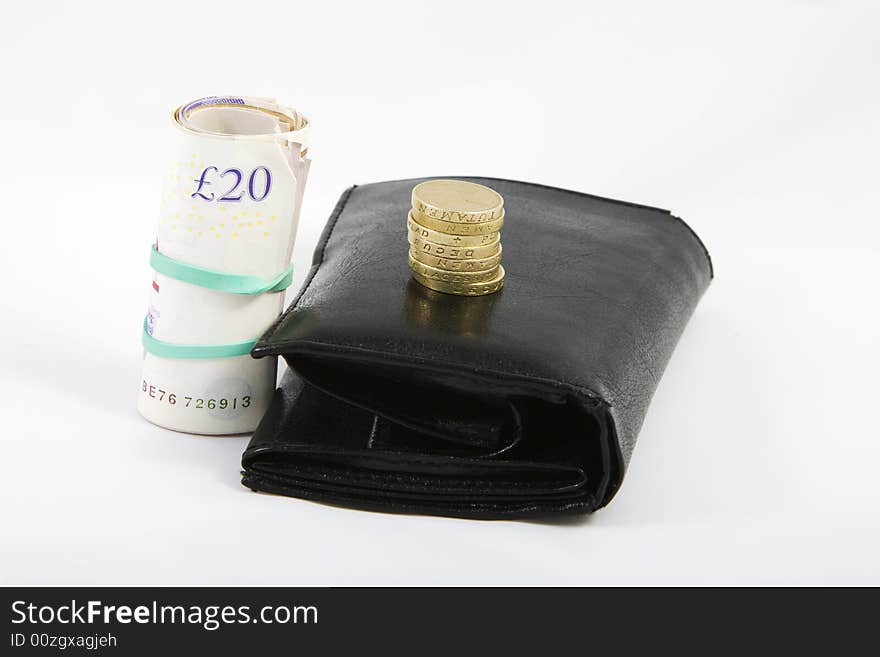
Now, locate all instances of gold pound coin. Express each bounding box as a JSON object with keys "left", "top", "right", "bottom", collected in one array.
[
  {"left": 408, "top": 254, "right": 499, "bottom": 284},
  {"left": 410, "top": 245, "right": 502, "bottom": 272},
  {"left": 411, "top": 210, "right": 504, "bottom": 235},
  {"left": 412, "top": 179, "right": 504, "bottom": 223},
  {"left": 407, "top": 233, "right": 501, "bottom": 259},
  {"left": 411, "top": 266, "right": 505, "bottom": 296},
  {"left": 407, "top": 213, "right": 500, "bottom": 247}
]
